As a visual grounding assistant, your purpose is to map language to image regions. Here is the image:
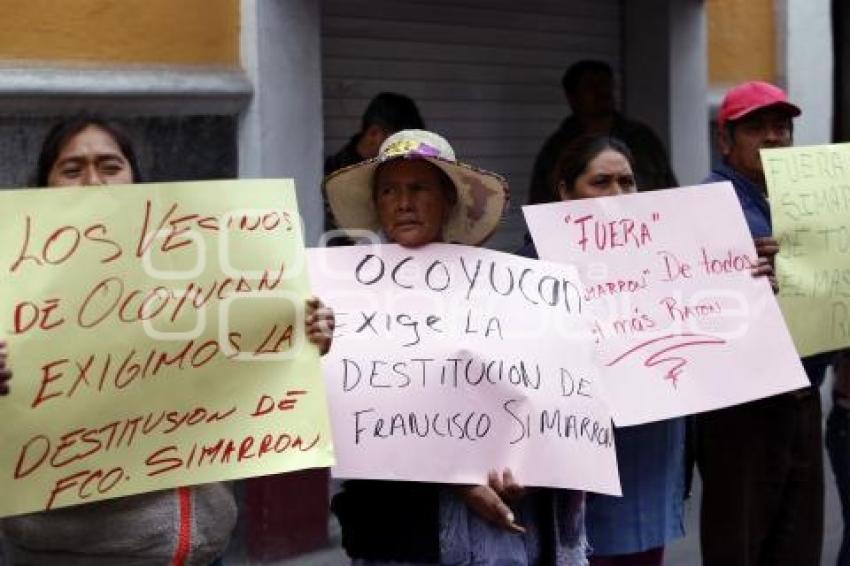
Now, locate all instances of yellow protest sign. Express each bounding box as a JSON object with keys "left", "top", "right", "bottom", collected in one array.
[
  {"left": 0, "top": 179, "right": 334, "bottom": 518},
  {"left": 763, "top": 143, "right": 850, "bottom": 357}
]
